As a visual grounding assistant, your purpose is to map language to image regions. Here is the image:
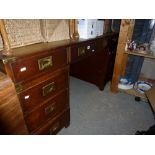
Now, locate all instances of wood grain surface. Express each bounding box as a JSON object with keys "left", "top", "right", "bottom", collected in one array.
[{"left": 0, "top": 72, "right": 28, "bottom": 134}]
